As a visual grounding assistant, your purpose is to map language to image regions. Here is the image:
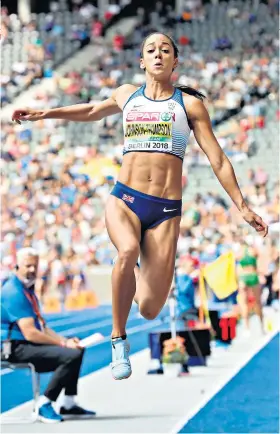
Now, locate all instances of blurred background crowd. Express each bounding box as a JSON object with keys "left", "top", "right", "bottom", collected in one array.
[{"left": 1, "top": 0, "right": 279, "bottom": 306}]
